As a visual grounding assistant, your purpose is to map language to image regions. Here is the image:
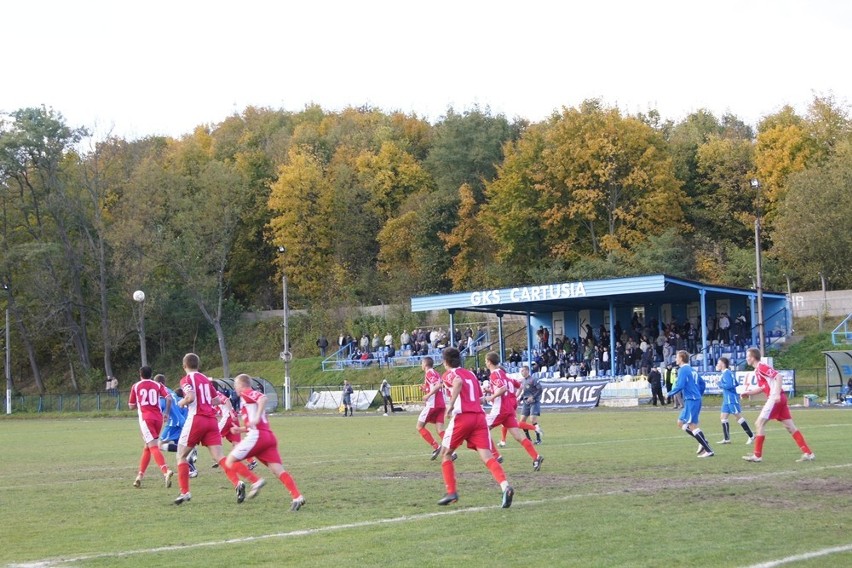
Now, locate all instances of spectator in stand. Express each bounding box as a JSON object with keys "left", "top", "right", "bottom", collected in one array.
[
  {"left": 663, "top": 339, "right": 674, "bottom": 366},
  {"left": 106, "top": 375, "right": 119, "bottom": 395},
  {"left": 615, "top": 341, "right": 626, "bottom": 375},
  {"left": 372, "top": 333, "right": 381, "bottom": 351},
  {"left": 400, "top": 330, "right": 411, "bottom": 351},
  {"left": 384, "top": 331, "right": 393, "bottom": 348},
  {"left": 508, "top": 349, "right": 522, "bottom": 364},
  {"left": 718, "top": 313, "right": 731, "bottom": 343}
]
